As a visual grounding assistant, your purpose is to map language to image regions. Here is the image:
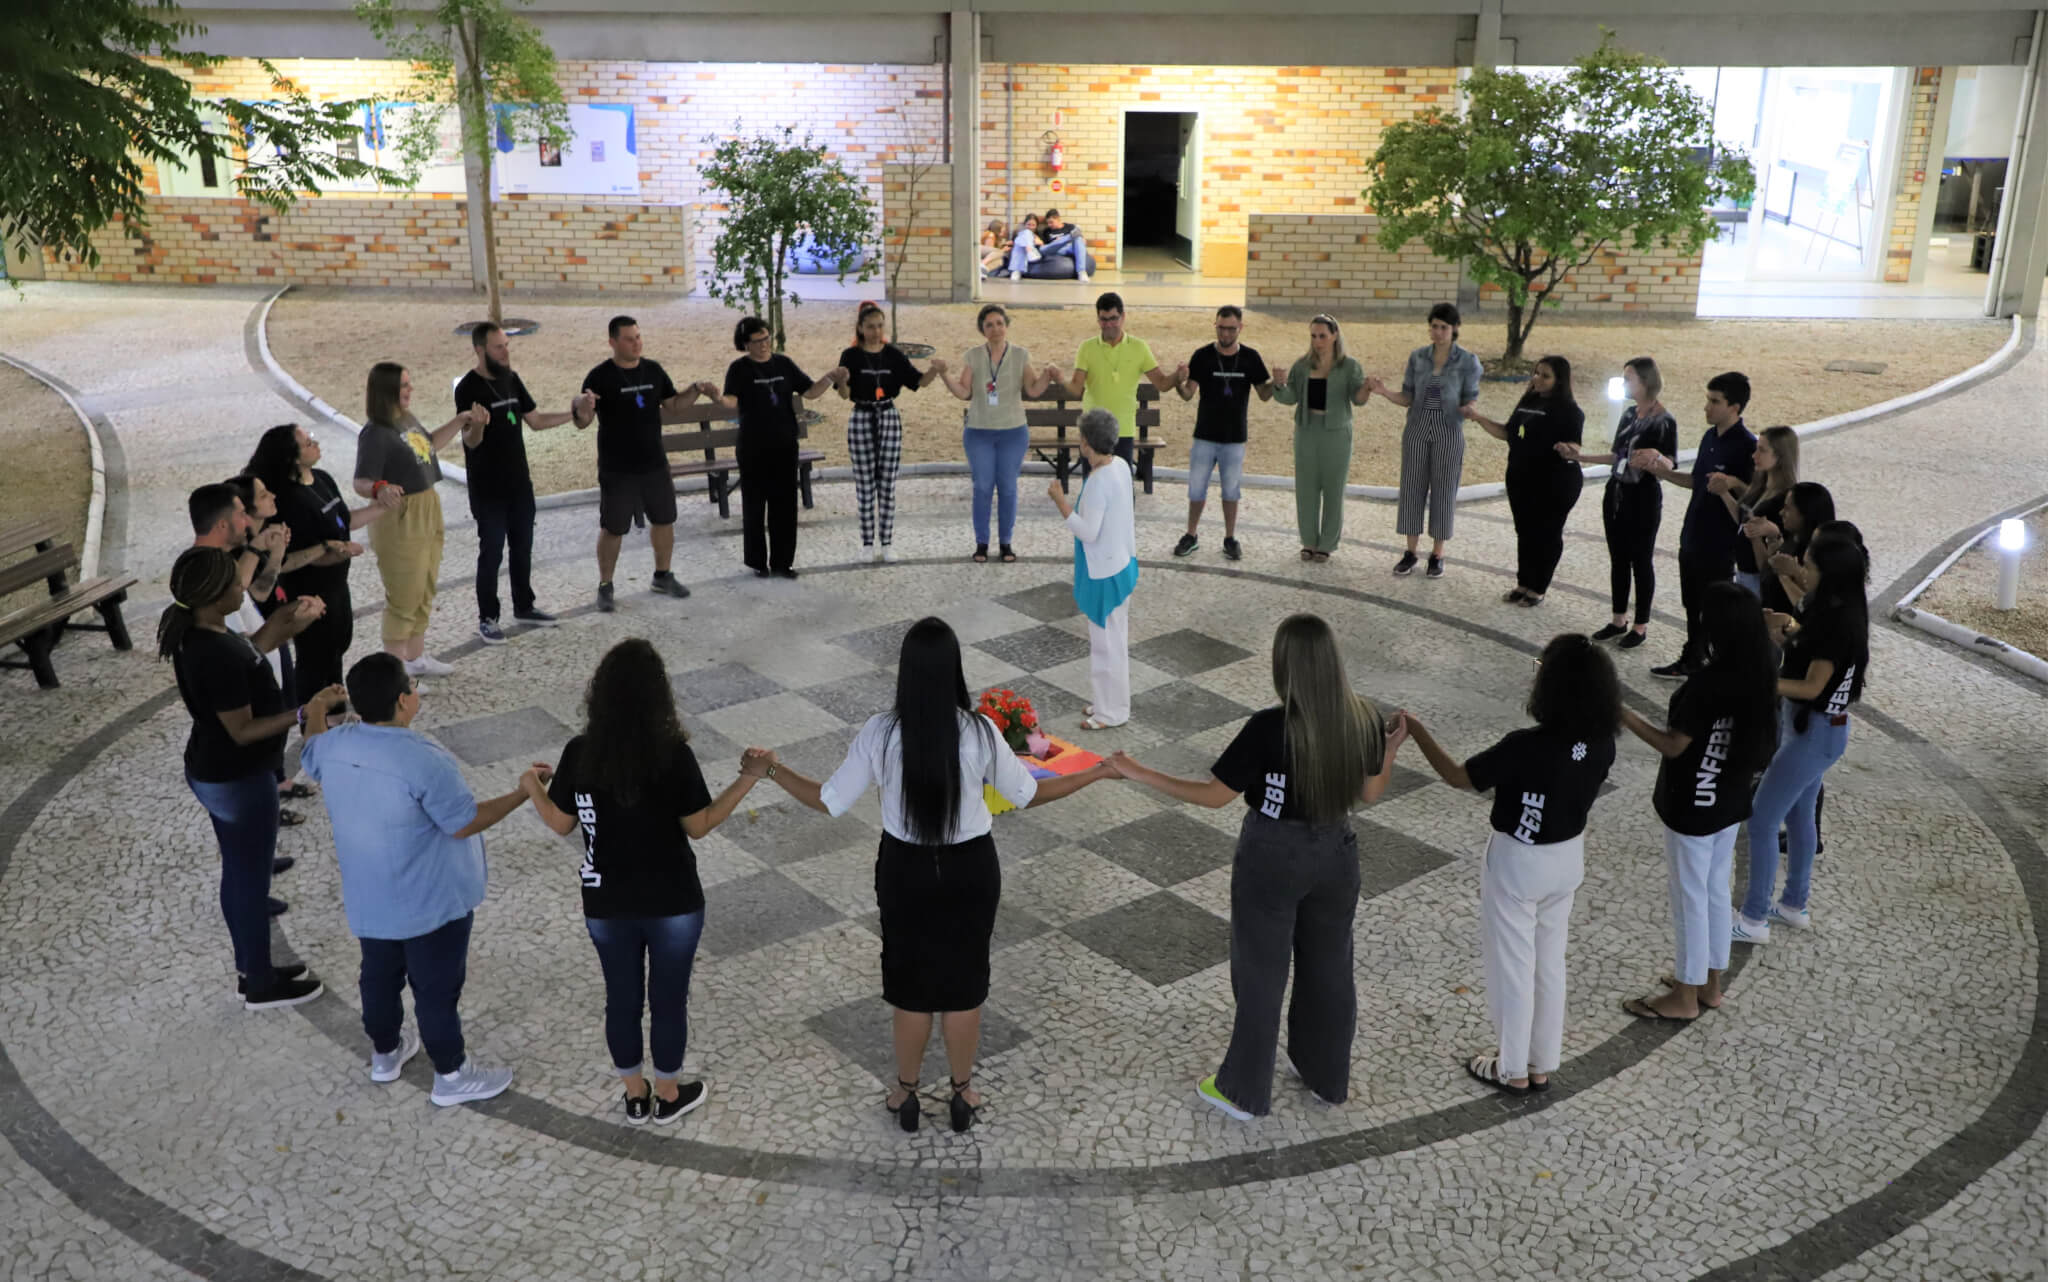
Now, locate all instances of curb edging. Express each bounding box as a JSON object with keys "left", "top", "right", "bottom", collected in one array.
[
  {"left": 0, "top": 353, "right": 109, "bottom": 581},
  {"left": 1890, "top": 496, "right": 2048, "bottom": 685}
]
